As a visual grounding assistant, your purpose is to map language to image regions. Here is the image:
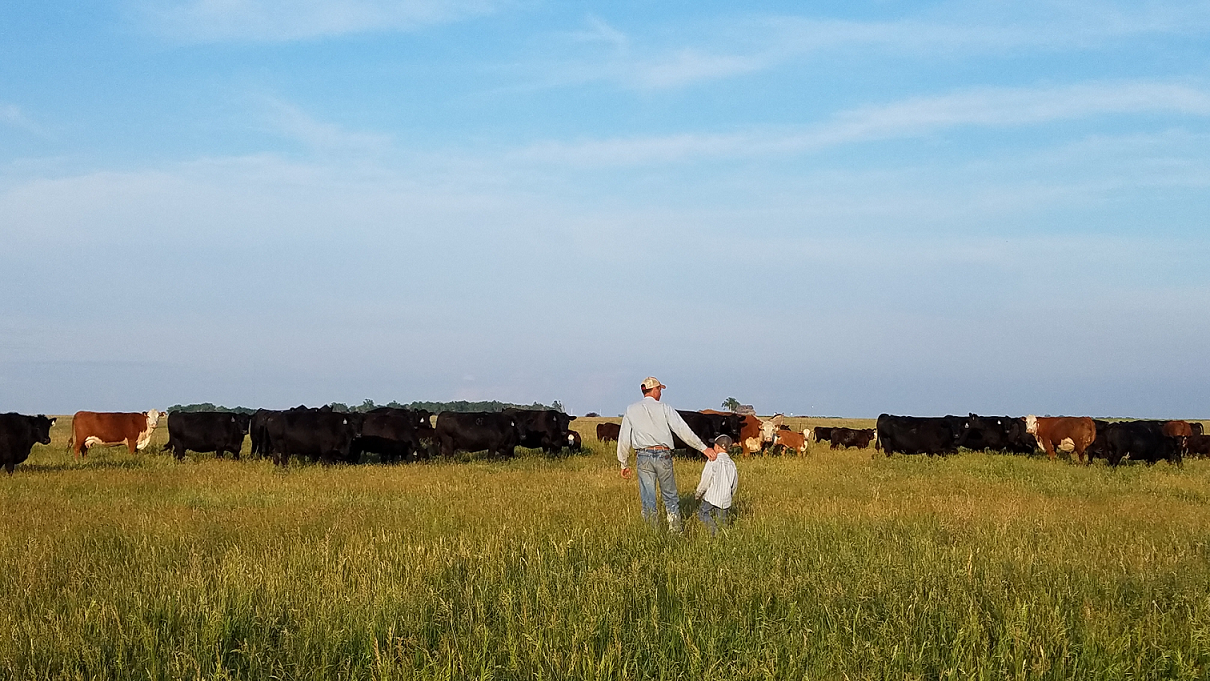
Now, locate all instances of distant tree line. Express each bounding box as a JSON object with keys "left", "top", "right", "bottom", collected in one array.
[
  {"left": 167, "top": 402, "right": 257, "bottom": 415},
  {"left": 168, "top": 399, "right": 566, "bottom": 414}
]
